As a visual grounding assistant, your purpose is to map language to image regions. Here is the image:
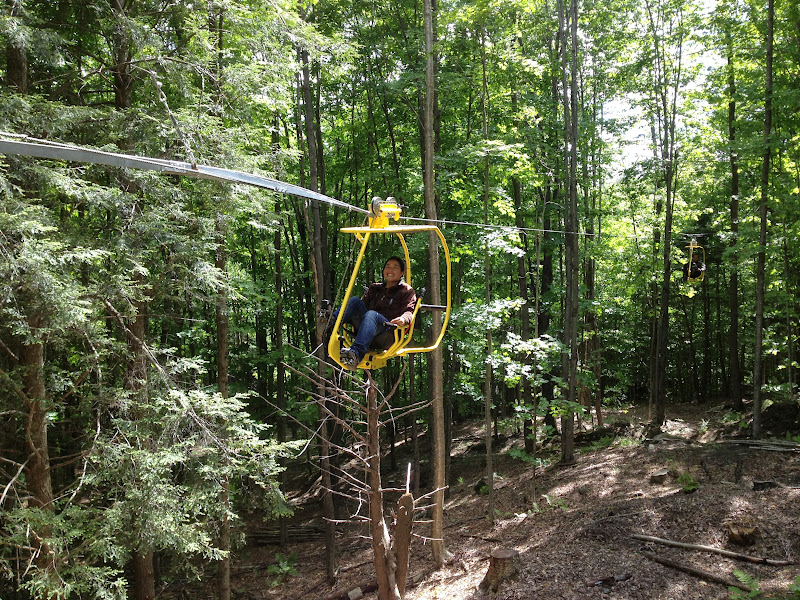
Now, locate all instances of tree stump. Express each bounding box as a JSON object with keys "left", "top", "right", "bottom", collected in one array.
[
  {"left": 726, "top": 519, "right": 758, "bottom": 546},
  {"left": 478, "top": 547, "right": 519, "bottom": 594}
]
